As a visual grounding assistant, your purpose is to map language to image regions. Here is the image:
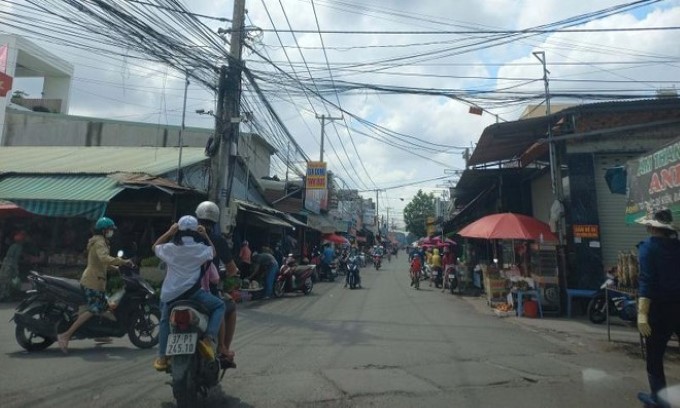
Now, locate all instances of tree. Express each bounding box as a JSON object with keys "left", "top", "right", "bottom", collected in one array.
[{"left": 403, "top": 189, "right": 436, "bottom": 238}]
